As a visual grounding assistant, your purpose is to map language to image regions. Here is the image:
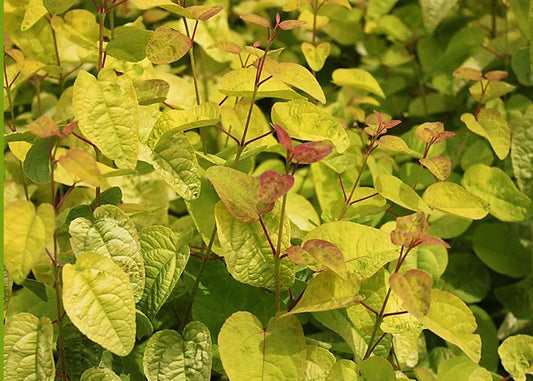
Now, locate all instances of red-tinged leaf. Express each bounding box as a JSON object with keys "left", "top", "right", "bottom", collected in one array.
[
  {"left": 278, "top": 20, "right": 307, "bottom": 30},
  {"left": 390, "top": 269, "right": 432, "bottom": 318},
  {"left": 286, "top": 245, "right": 317, "bottom": 266},
  {"left": 292, "top": 141, "right": 333, "bottom": 164},
  {"left": 62, "top": 121, "right": 78, "bottom": 136},
  {"left": 273, "top": 123, "right": 292, "bottom": 151},
  {"left": 303, "top": 239, "right": 347, "bottom": 279},
  {"left": 418, "top": 236, "right": 450, "bottom": 248},
  {"left": 258, "top": 171, "right": 294, "bottom": 204},
  {"left": 415, "top": 122, "right": 444, "bottom": 143},
  {"left": 240, "top": 13, "right": 270, "bottom": 28},
  {"left": 485, "top": 70, "right": 508, "bottom": 82},
  {"left": 26, "top": 115, "right": 60, "bottom": 138},
  {"left": 433, "top": 130, "right": 455, "bottom": 144},
  {"left": 384, "top": 119, "right": 402, "bottom": 129},
  {"left": 453, "top": 67, "right": 483, "bottom": 81},
  {"left": 390, "top": 212, "right": 449, "bottom": 249}
]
